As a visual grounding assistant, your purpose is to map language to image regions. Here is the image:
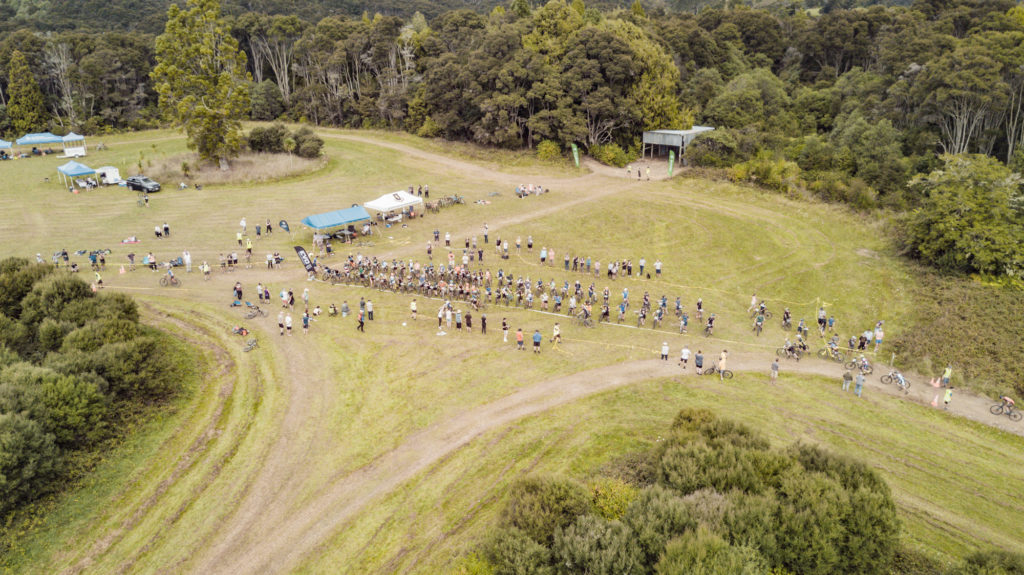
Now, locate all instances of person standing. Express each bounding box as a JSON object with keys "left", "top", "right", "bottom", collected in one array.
[
  {"left": 240, "top": 217, "right": 247, "bottom": 233},
  {"left": 516, "top": 328, "right": 524, "bottom": 350},
  {"left": 302, "top": 311, "right": 310, "bottom": 335},
  {"left": 770, "top": 359, "right": 779, "bottom": 384},
  {"left": 660, "top": 342, "right": 669, "bottom": 360},
  {"left": 748, "top": 294, "right": 758, "bottom": 313},
  {"left": 410, "top": 299, "right": 418, "bottom": 320},
  {"left": 855, "top": 372, "right": 865, "bottom": 397},
  {"left": 445, "top": 231, "right": 451, "bottom": 247},
  {"left": 639, "top": 257, "right": 646, "bottom": 277},
  {"left": 503, "top": 318, "right": 510, "bottom": 342},
  {"left": 718, "top": 349, "right": 728, "bottom": 380},
  {"left": 438, "top": 305, "right": 445, "bottom": 329},
  {"left": 874, "top": 323, "right": 884, "bottom": 352},
  {"left": 695, "top": 350, "right": 704, "bottom": 374},
  {"left": 481, "top": 313, "right": 487, "bottom": 335},
  {"left": 356, "top": 310, "right": 365, "bottom": 332},
  {"left": 646, "top": 166, "right": 651, "bottom": 181},
  {"left": 285, "top": 313, "right": 293, "bottom": 336},
  {"left": 302, "top": 287, "right": 310, "bottom": 309},
  {"left": 552, "top": 323, "right": 561, "bottom": 350},
  {"left": 183, "top": 250, "right": 192, "bottom": 273},
  {"left": 163, "top": 222, "right": 170, "bottom": 237},
  {"left": 941, "top": 364, "right": 952, "bottom": 387},
  {"left": 532, "top": 329, "right": 542, "bottom": 353},
  {"left": 842, "top": 369, "right": 853, "bottom": 392},
  {"left": 483, "top": 223, "right": 489, "bottom": 245},
  {"left": 466, "top": 311, "right": 473, "bottom": 333},
  {"left": 943, "top": 387, "right": 953, "bottom": 410},
  {"left": 679, "top": 346, "right": 690, "bottom": 369},
  {"left": 278, "top": 311, "right": 285, "bottom": 335},
  {"left": 366, "top": 299, "right": 374, "bottom": 321},
  {"left": 266, "top": 219, "right": 273, "bottom": 235}
]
